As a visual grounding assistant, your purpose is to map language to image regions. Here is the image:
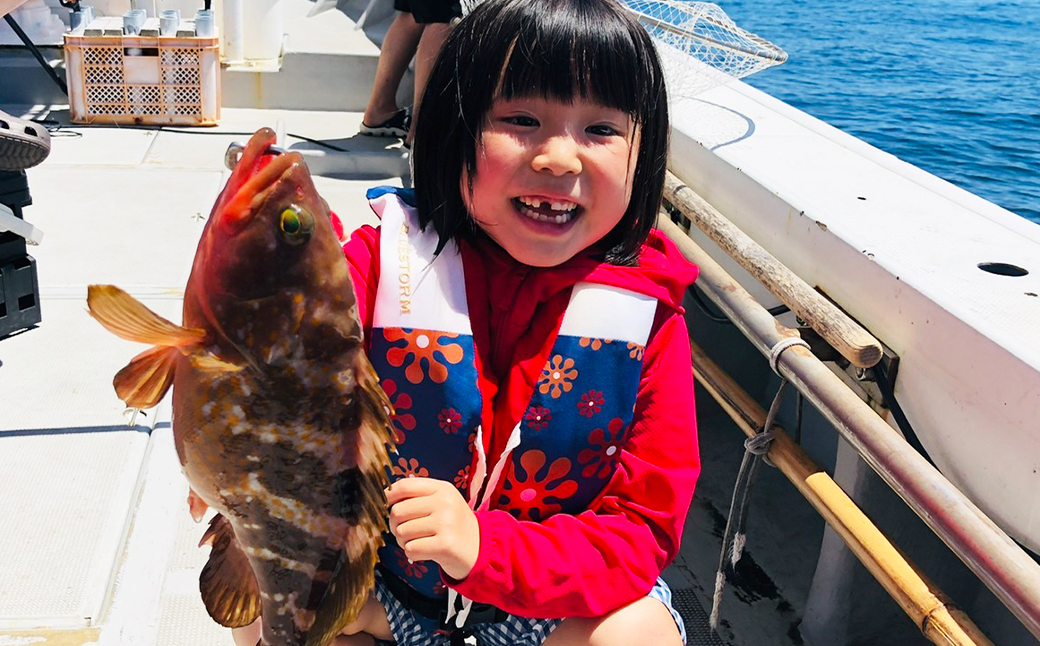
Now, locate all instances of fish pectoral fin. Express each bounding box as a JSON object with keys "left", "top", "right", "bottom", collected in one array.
[
  {"left": 191, "top": 353, "right": 246, "bottom": 374},
  {"left": 87, "top": 284, "right": 205, "bottom": 347},
  {"left": 187, "top": 488, "right": 209, "bottom": 523},
  {"left": 114, "top": 345, "right": 180, "bottom": 409},
  {"left": 199, "top": 514, "right": 262, "bottom": 628}
]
